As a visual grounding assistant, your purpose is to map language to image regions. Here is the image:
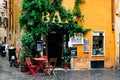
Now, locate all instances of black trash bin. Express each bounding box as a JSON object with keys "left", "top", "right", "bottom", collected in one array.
[{"left": 8, "top": 46, "right": 17, "bottom": 67}]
